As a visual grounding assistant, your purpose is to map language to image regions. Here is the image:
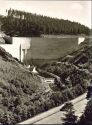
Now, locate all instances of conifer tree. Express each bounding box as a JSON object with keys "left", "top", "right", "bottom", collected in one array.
[
  {"left": 62, "top": 102, "right": 78, "bottom": 125},
  {"left": 79, "top": 99, "right": 92, "bottom": 125}
]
